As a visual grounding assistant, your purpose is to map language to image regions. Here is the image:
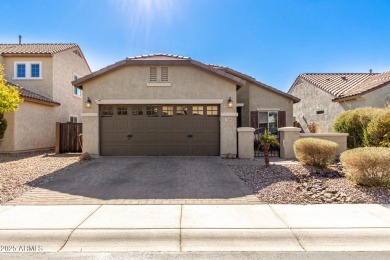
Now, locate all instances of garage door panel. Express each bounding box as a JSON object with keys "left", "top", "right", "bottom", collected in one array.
[{"left": 100, "top": 105, "right": 220, "bottom": 156}]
